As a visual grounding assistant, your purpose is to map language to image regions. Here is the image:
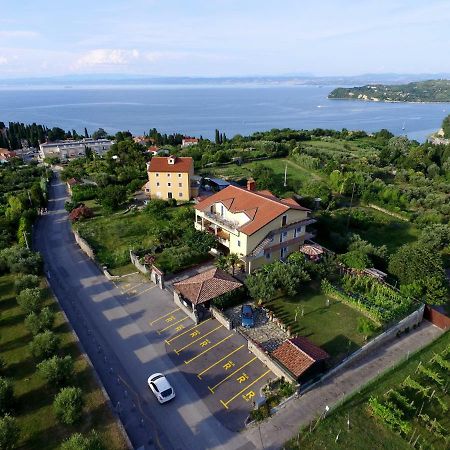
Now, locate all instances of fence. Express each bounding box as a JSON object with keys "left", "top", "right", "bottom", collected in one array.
[{"left": 424, "top": 305, "right": 450, "bottom": 330}]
